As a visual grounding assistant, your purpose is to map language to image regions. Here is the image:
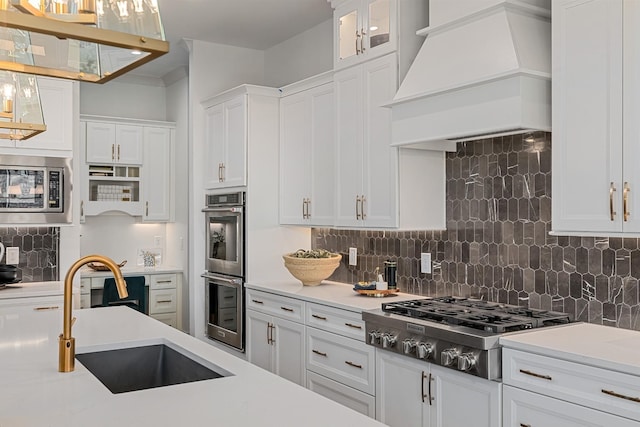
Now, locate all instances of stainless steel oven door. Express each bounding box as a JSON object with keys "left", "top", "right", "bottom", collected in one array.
[
  {"left": 203, "top": 206, "right": 244, "bottom": 278},
  {"left": 203, "top": 272, "right": 244, "bottom": 351}
]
